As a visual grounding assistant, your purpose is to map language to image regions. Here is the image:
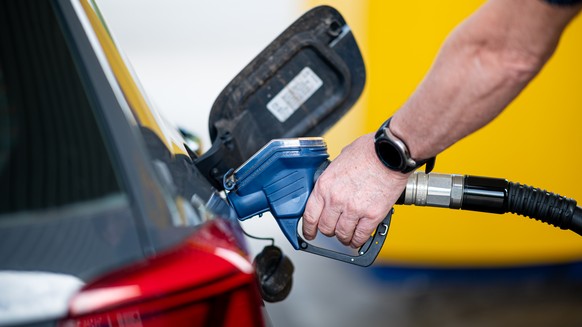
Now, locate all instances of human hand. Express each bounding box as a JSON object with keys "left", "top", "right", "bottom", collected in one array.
[{"left": 302, "top": 132, "right": 410, "bottom": 248}]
